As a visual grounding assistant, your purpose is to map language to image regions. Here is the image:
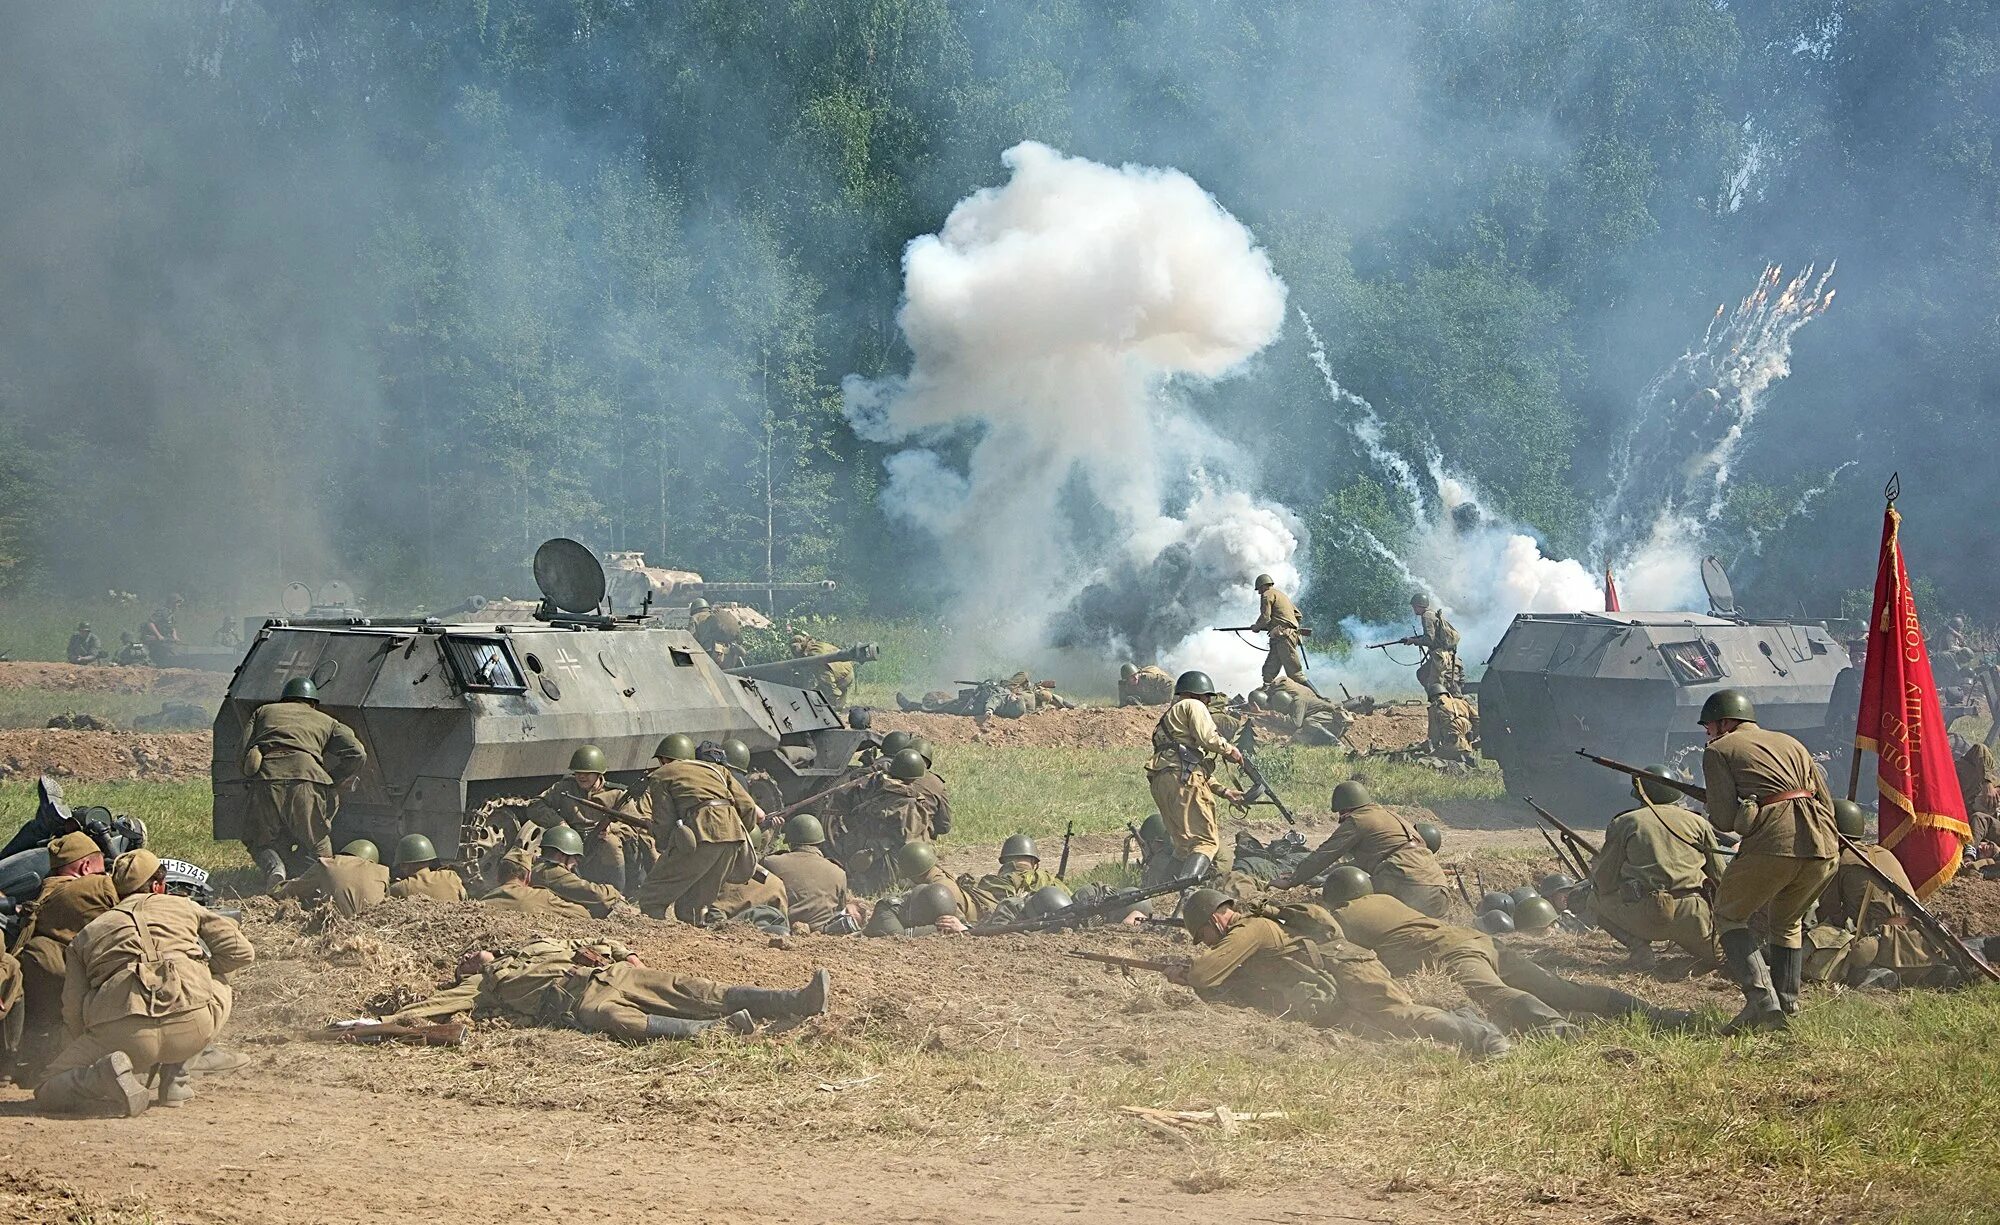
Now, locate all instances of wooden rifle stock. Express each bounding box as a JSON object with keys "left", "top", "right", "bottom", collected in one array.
[{"left": 1068, "top": 950, "right": 1185, "bottom": 975}]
